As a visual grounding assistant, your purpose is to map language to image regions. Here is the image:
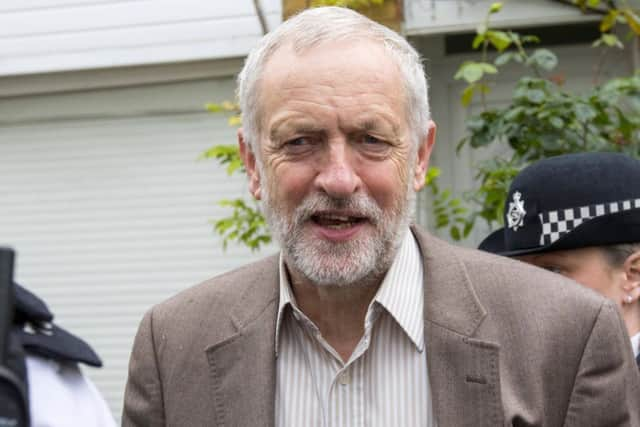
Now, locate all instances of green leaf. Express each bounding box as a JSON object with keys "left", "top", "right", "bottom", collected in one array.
[
  {"left": 521, "top": 35, "right": 541, "bottom": 44},
  {"left": 461, "top": 85, "right": 475, "bottom": 107},
  {"left": 228, "top": 115, "right": 242, "bottom": 127},
  {"left": 623, "top": 9, "right": 640, "bottom": 35},
  {"left": 425, "top": 167, "right": 441, "bottom": 185},
  {"left": 574, "top": 103, "right": 597, "bottom": 122},
  {"left": 450, "top": 226, "right": 461, "bottom": 241},
  {"left": 205, "top": 103, "right": 223, "bottom": 113},
  {"left": 550, "top": 117, "right": 565, "bottom": 129},
  {"left": 226, "top": 158, "right": 243, "bottom": 175},
  {"left": 463, "top": 221, "right": 474, "bottom": 237},
  {"left": 472, "top": 33, "right": 485, "bottom": 49},
  {"left": 594, "top": 33, "right": 624, "bottom": 49},
  {"left": 504, "top": 106, "right": 525, "bottom": 121},
  {"left": 600, "top": 10, "right": 619, "bottom": 32},
  {"left": 495, "top": 52, "right": 513, "bottom": 66},
  {"left": 526, "top": 49, "right": 558, "bottom": 71},
  {"left": 466, "top": 116, "right": 486, "bottom": 131},
  {"left": 489, "top": 2, "right": 503, "bottom": 14},
  {"left": 486, "top": 30, "right": 512, "bottom": 52},
  {"left": 526, "top": 89, "right": 546, "bottom": 104},
  {"left": 199, "top": 144, "right": 239, "bottom": 160},
  {"left": 213, "top": 198, "right": 271, "bottom": 251},
  {"left": 480, "top": 63, "right": 498, "bottom": 74},
  {"left": 436, "top": 215, "right": 449, "bottom": 228},
  {"left": 455, "top": 62, "right": 483, "bottom": 83}
]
